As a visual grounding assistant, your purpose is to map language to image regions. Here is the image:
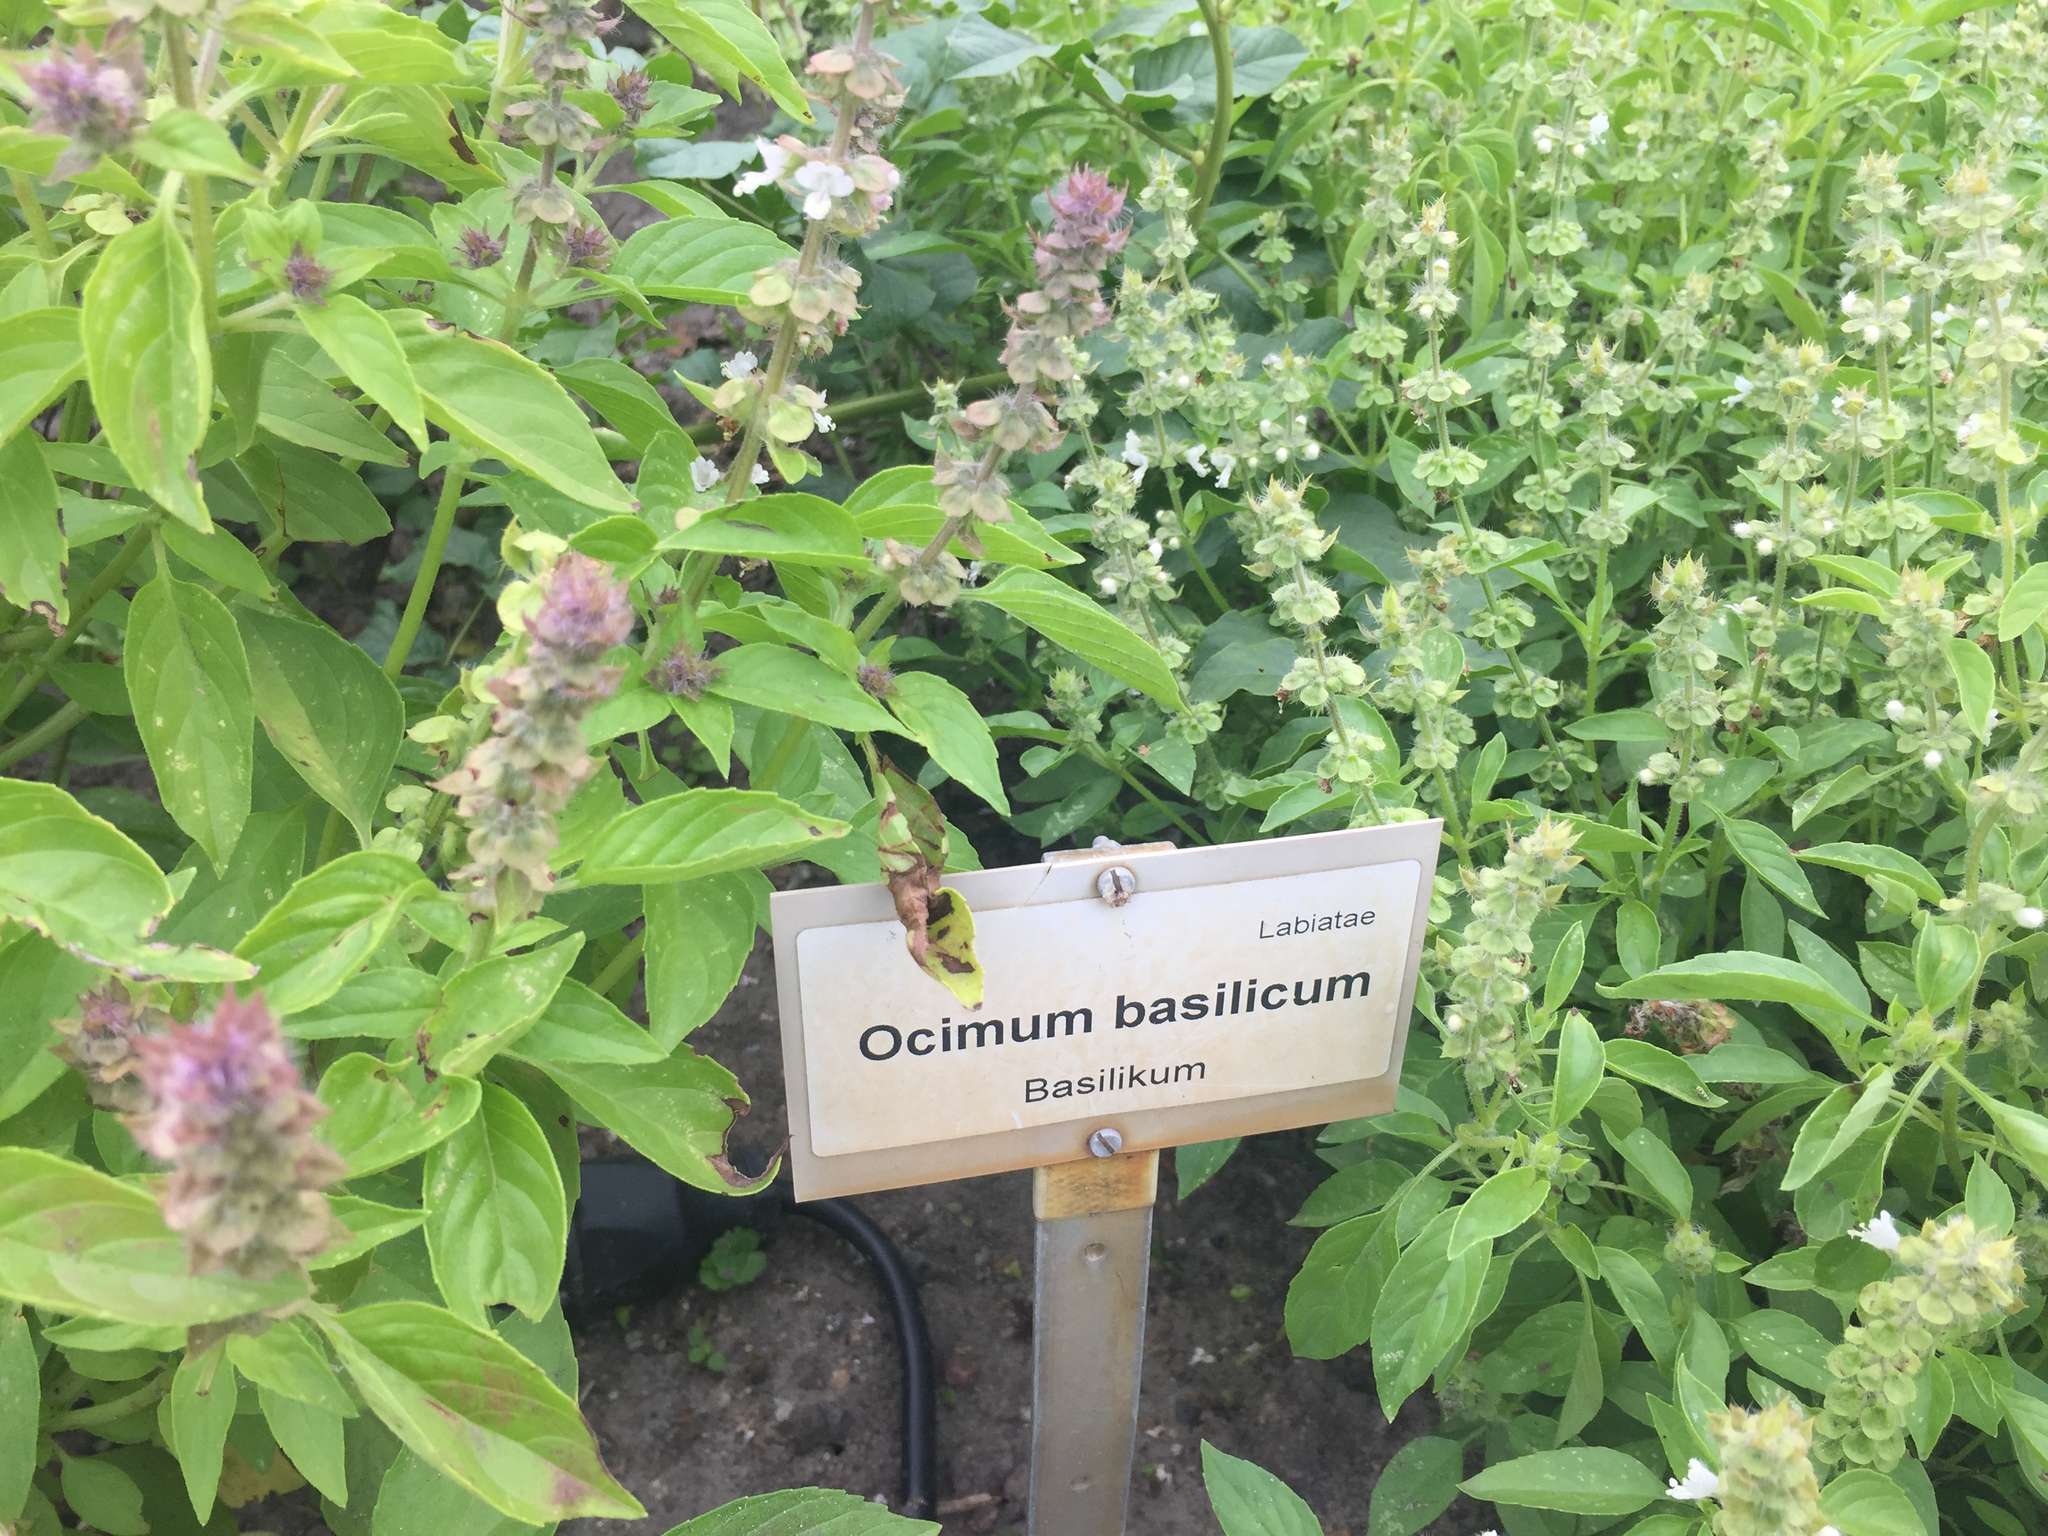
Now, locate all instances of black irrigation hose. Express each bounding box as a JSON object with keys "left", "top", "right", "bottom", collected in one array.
[
  {"left": 561, "top": 1159, "right": 938, "bottom": 1520},
  {"left": 782, "top": 1195, "right": 938, "bottom": 1521}
]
